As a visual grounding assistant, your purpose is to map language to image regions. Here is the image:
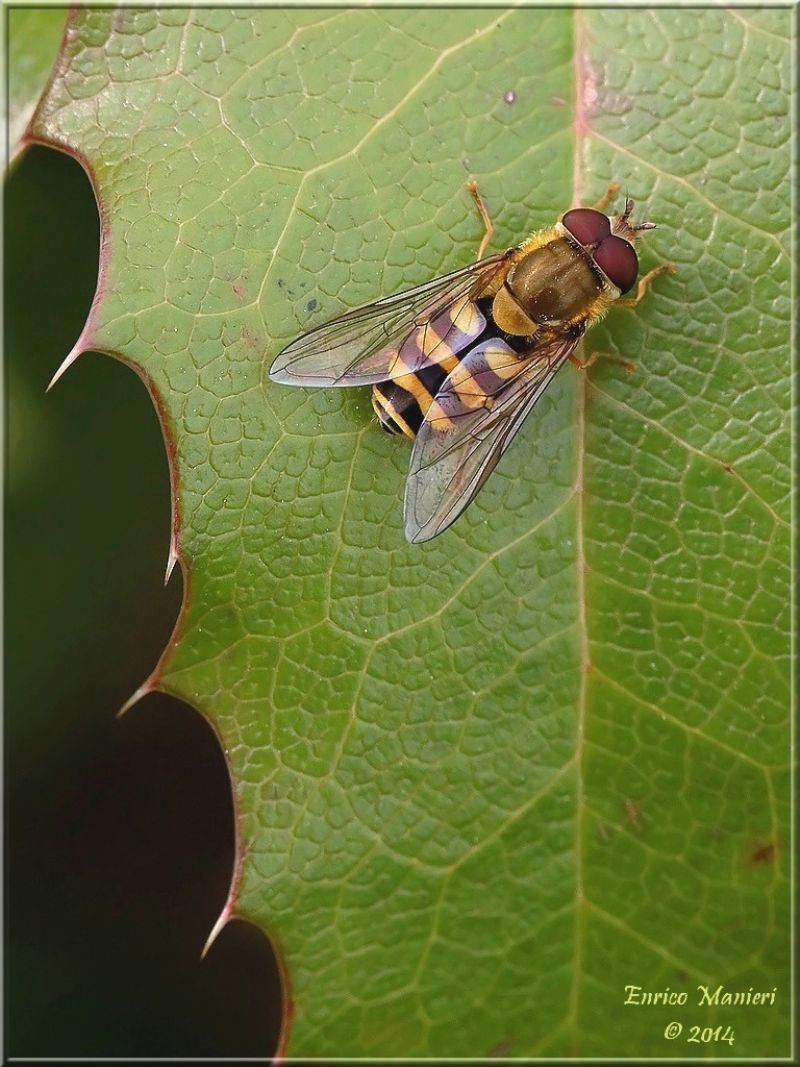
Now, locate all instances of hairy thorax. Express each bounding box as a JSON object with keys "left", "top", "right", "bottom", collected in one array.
[{"left": 492, "top": 234, "right": 609, "bottom": 337}]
